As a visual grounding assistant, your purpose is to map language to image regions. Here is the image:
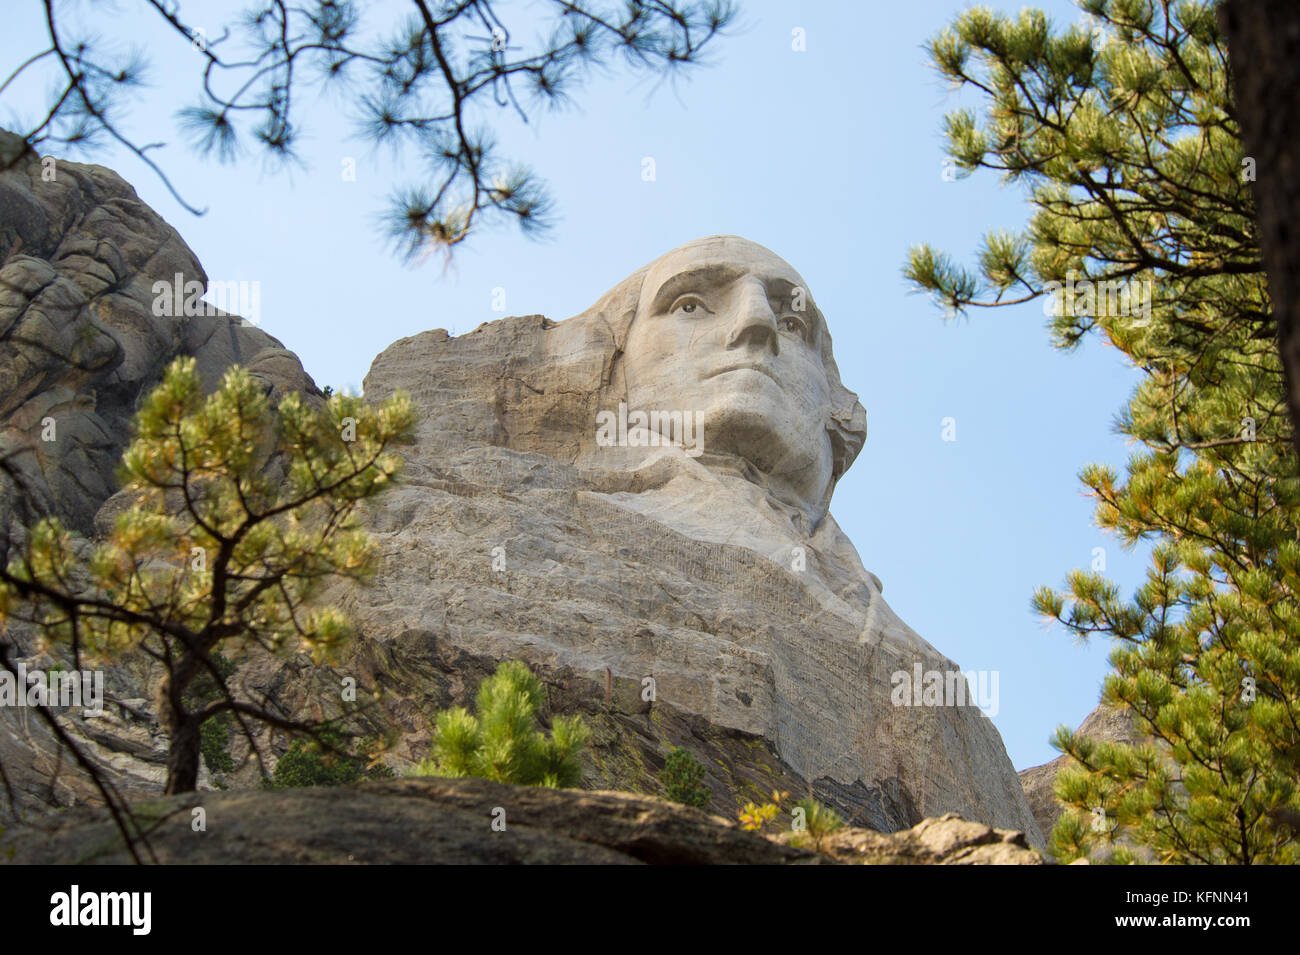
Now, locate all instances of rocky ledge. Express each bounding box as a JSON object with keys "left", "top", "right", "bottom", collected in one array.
[
  {"left": 0, "top": 777, "right": 1044, "bottom": 865},
  {"left": 780, "top": 812, "right": 1044, "bottom": 865}
]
